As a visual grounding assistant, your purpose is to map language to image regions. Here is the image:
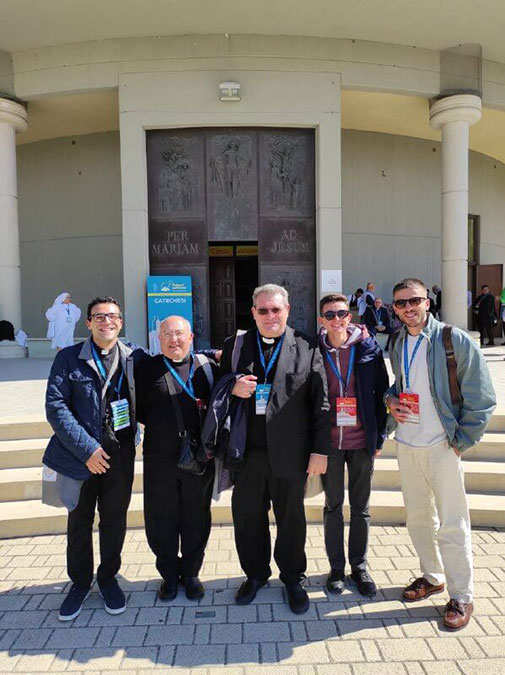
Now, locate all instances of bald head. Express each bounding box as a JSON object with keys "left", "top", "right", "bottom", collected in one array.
[{"left": 159, "top": 315, "right": 193, "bottom": 361}]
